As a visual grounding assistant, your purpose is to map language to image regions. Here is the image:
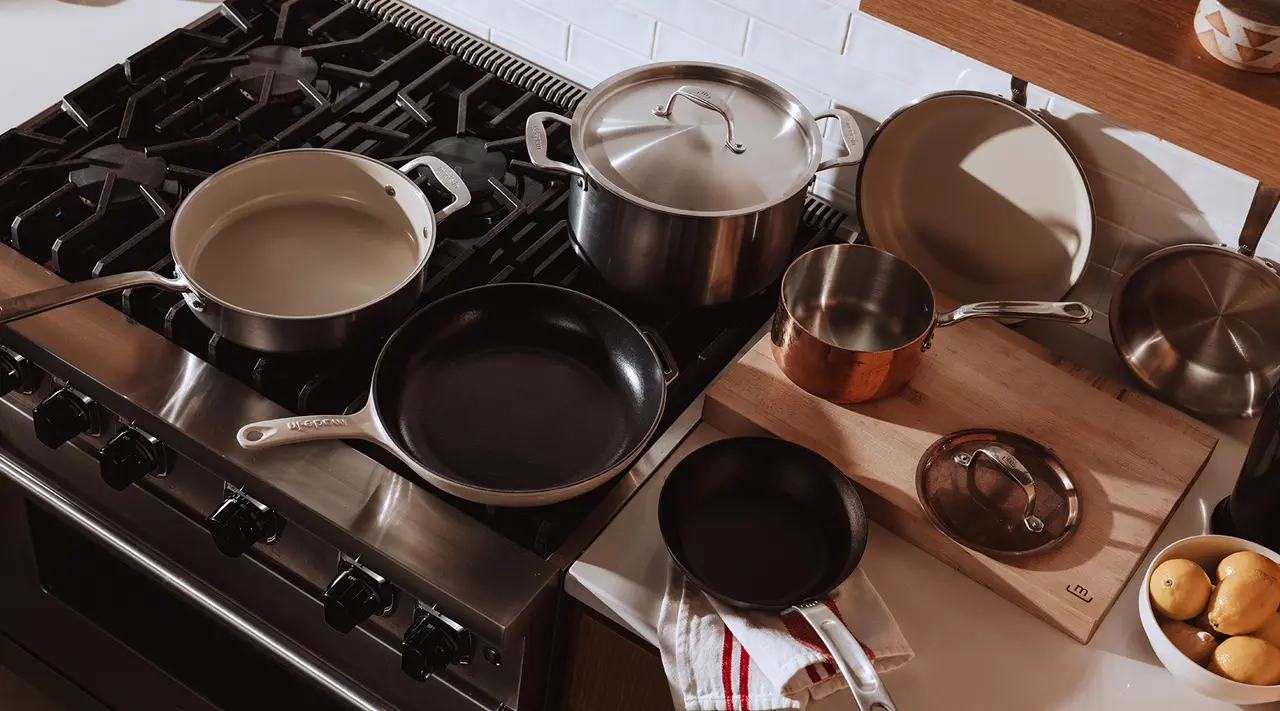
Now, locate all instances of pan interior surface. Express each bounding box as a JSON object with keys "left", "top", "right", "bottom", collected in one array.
[
  {"left": 783, "top": 245, "right": 935, "bottom": 353},
  {"left": 860, "top": 94, "right": 1091, "bottom": 304},
  {"left": 659, "top": 438, "right": 867, "bottom": 609},
  {"left": 375, "top": 285, "right": 665, "bottom": 493},
  {"left": 1113, "top": 247, "right": 1280, "bottom": 417}
]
